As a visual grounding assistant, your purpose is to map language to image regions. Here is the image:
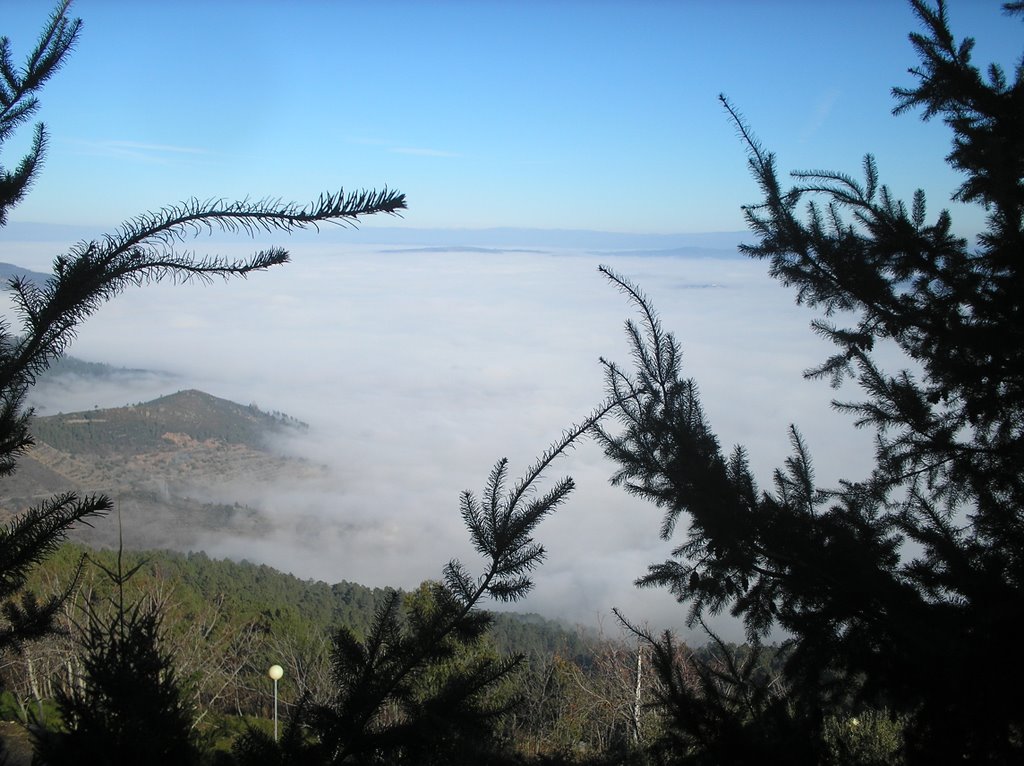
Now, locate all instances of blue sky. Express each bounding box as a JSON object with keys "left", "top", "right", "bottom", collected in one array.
[{"left": 2, "top": 0, "right": 1019, "bottom": 236}]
